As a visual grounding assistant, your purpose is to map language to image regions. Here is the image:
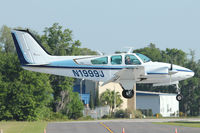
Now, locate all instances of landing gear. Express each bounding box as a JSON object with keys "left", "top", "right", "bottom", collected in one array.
[
  {"left": 176, "top": 94, "right": 183, "bottom": 101},
  {"left": 122, "top": 90, "right": 134, "bottom": 99},
  {"left": 176, "top": 84, "right": 183, "bottom": 101}
]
